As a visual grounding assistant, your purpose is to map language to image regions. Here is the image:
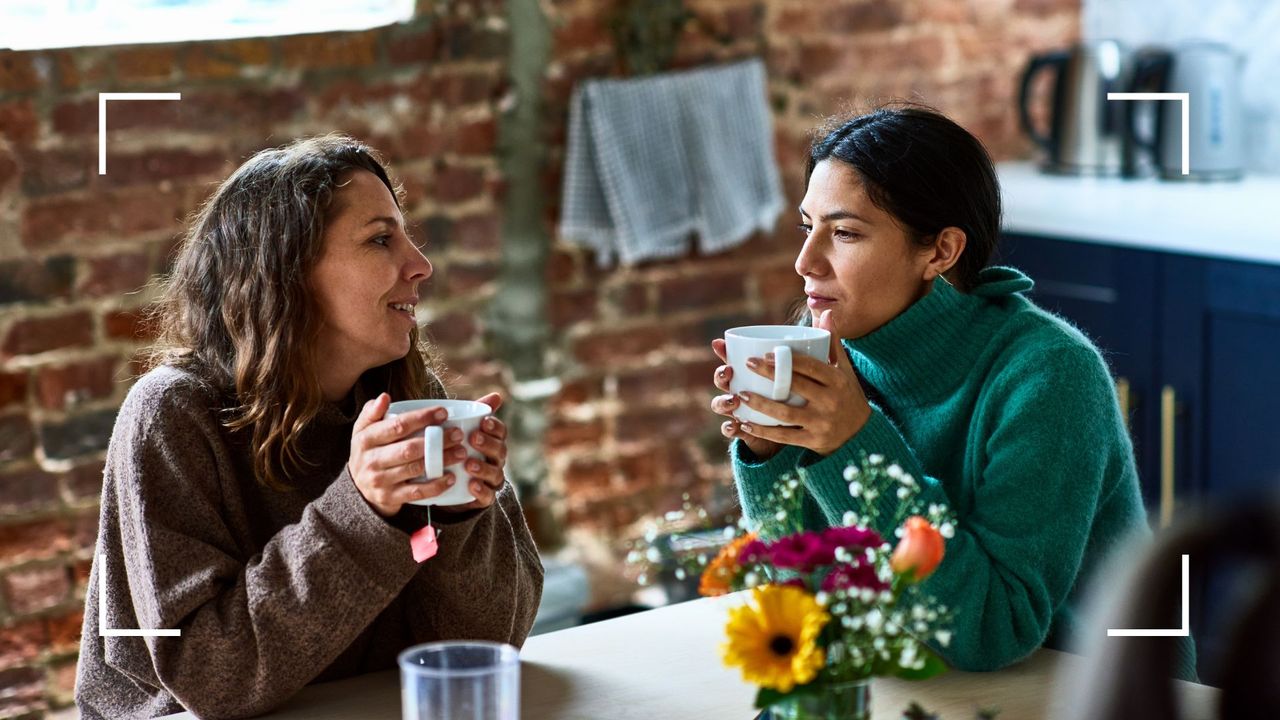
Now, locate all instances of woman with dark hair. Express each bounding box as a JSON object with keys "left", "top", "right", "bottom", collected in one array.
[
  {"left": 710, "top": 106, "right": 1195, "bottom": 678},
  {"left": 76, "top": 135, "right": 544, "bottom": 719}
]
